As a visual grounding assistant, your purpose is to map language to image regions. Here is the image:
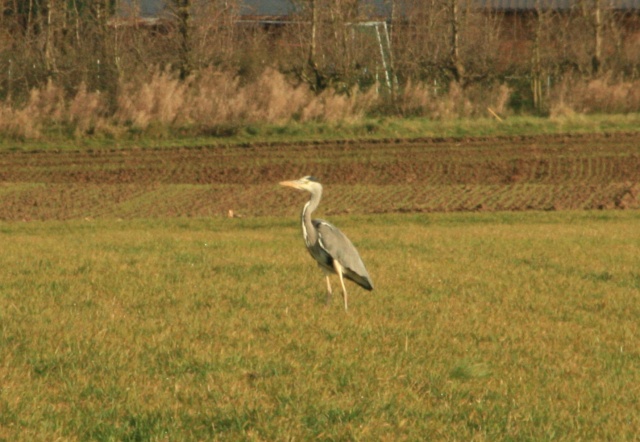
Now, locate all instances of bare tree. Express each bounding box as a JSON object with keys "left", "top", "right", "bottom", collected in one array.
[
  {"left": 531, "top": 1, "right": 552, "bottom": 110},
  {"left": 307, "top": 0, "right": 322, "bottom": 89},
  {"left": 174, "top": 0, "right": 192, "bottom": 79},
  {"left": 590, "top": 0, "right": 604, "bottom": 75},
  {"left": 448, "top": 0, "right": 465, "bottom": 84},
  {"left": 190, "top": 0, "right": 238, "bottom": 71}
]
